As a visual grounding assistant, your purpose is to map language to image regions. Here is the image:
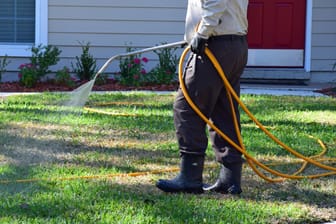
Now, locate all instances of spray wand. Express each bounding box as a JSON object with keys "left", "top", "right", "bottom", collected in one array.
[{"left": 69, "top": 41, "right": 187, "bottom": 107}]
